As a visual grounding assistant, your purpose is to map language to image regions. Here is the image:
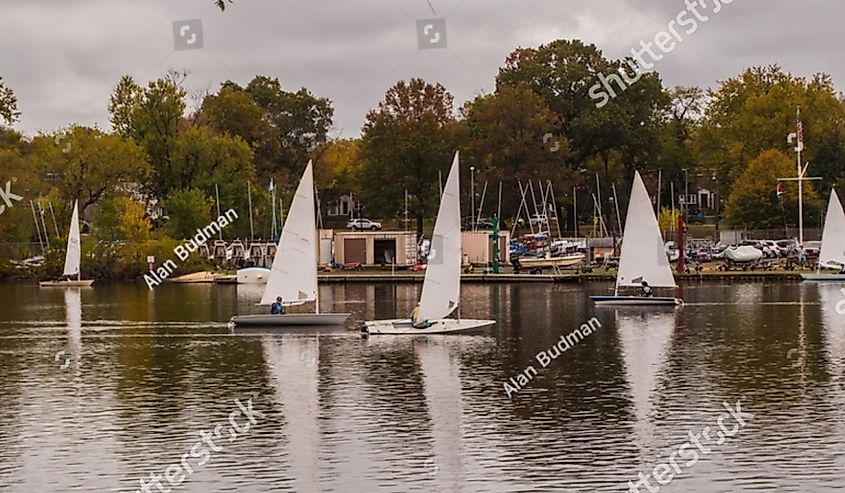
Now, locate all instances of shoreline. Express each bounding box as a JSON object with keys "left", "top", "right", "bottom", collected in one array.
[{"left": 4, "top": 269, "right": 813, "bottom": 285}]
